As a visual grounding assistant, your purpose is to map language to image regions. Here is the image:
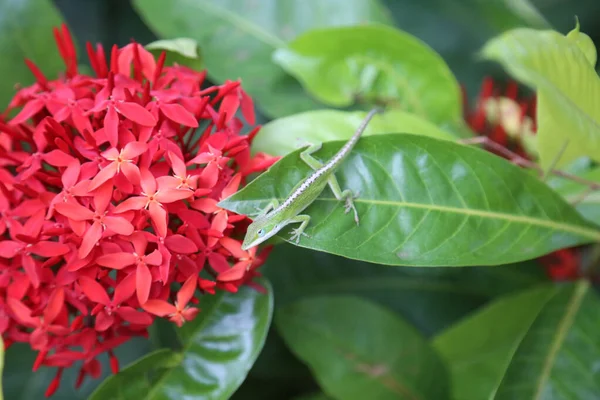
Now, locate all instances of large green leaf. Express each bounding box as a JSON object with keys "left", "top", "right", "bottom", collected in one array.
[
  {"left": 276, "top": 296, "right": 450, "bottom": 400},
  {"left": 481, "top": 27, "right": 600, "bottom": 169},
  {"left": 433, "top": 281, "right": 600, "bottom": 400},
  {"left": 273, "top": 25, "right": 462, "bottom": 126},
  {"left": 252, "top": 109, "right": 455, "bottom": 156},
  {"left": 88, "top": 282, "right": 273, "bottom": 400},
  {"left": 262, "top": 244, "right": 547, "bottom": 336},
  {"left": 220, "top": 134, "right": 600, "bottom": 266},
  {"left": 0, "top": 0, "right": 66, "bottom": 108},
  {"left": 133, "top": 0, "right": 392, "bottom": 118}
]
